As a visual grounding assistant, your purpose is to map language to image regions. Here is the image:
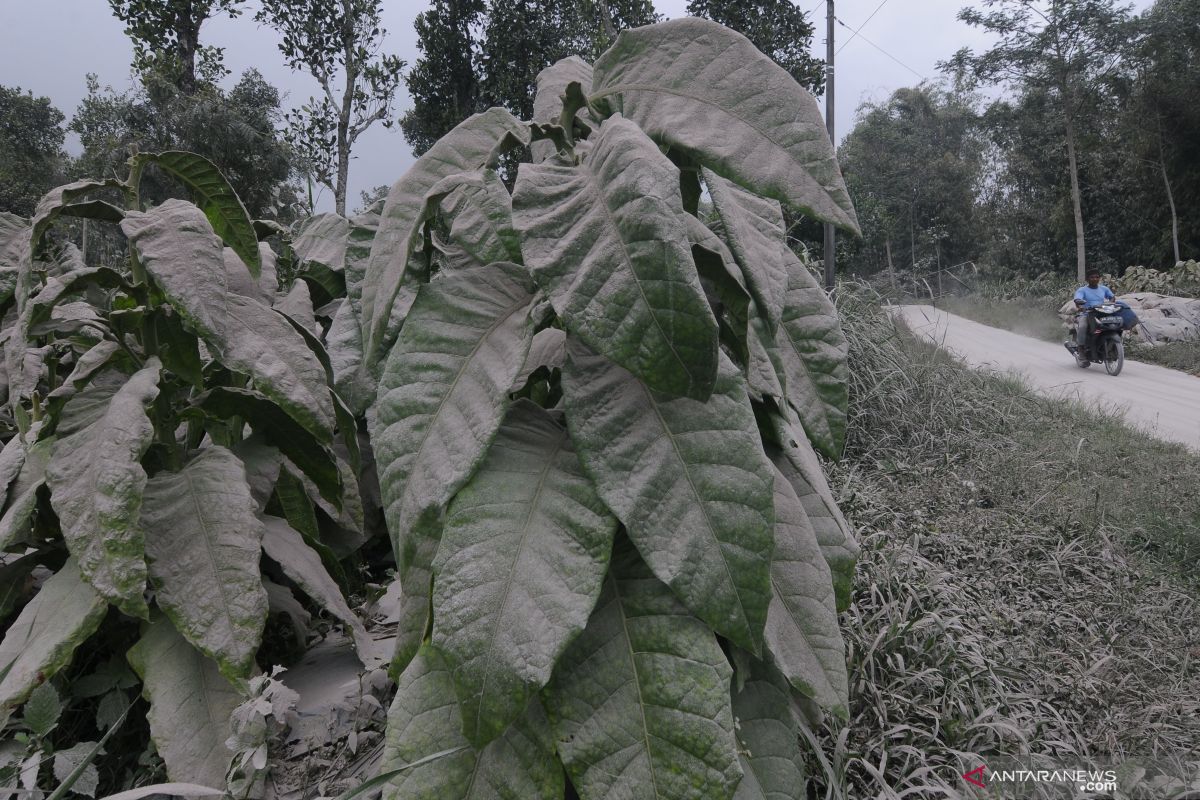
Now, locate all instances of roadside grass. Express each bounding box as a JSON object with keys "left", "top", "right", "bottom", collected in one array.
[
  {"left": 936, "top": 294, "right": 1067, "bottom": 344},
  {"left": 936, "top": 292, "right": 1200, "bottom": 375},
  {"left": 1127, "top": 339, "right": 1200, "bottom": 376},
  {"left": 801, "top": 288, "right": 1200, "bottom": 798}
]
